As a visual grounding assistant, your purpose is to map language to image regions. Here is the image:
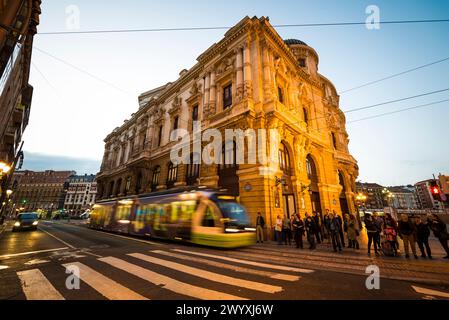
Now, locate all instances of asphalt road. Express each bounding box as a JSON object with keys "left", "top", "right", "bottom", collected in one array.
[{"left": 1, "top": 220, "right": 448, "bottom": 300}]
